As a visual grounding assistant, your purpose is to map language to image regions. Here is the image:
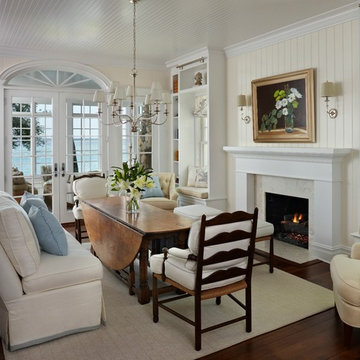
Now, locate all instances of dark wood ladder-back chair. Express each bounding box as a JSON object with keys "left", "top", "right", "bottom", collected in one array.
[
  {"left": 72, "top": 173, "right": 106, "bottom": 243},
  {"left": 152, "top": 208, "right": 258, "bottom": 351}
]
